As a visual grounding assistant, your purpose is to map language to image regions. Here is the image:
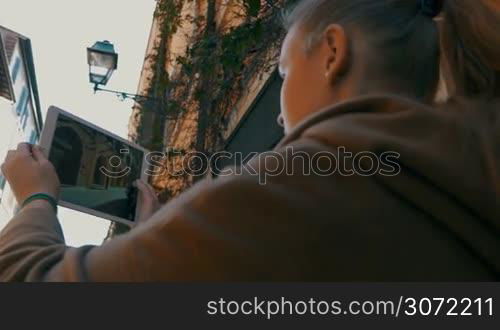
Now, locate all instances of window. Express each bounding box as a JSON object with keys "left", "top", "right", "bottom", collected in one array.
[
  {"left": 216, "top": 72, "right": 284, "bottom": 173},
  {"left": 22, "top": 111, "right": 29, "bottom": 130},
  {"left": 11, "top": 58, "right": 21, "bottom": 83},
  {"left": 20, "top": 97, "right": 28, "bottom": 117},
  {"left": 0, "top": 174, "right": 7, "bottom": 204},
  {"left": 0, "top": 48, "right": 14, "bottom": 101},
  {"left": 16, "top": 87, "right": 28, "bottom": 115},
  {"left": 29, "top": 131, "right": 37, "bottom": 144},
  {"left": 19, "top": 92, "right": 30, "bottom": 129}
]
